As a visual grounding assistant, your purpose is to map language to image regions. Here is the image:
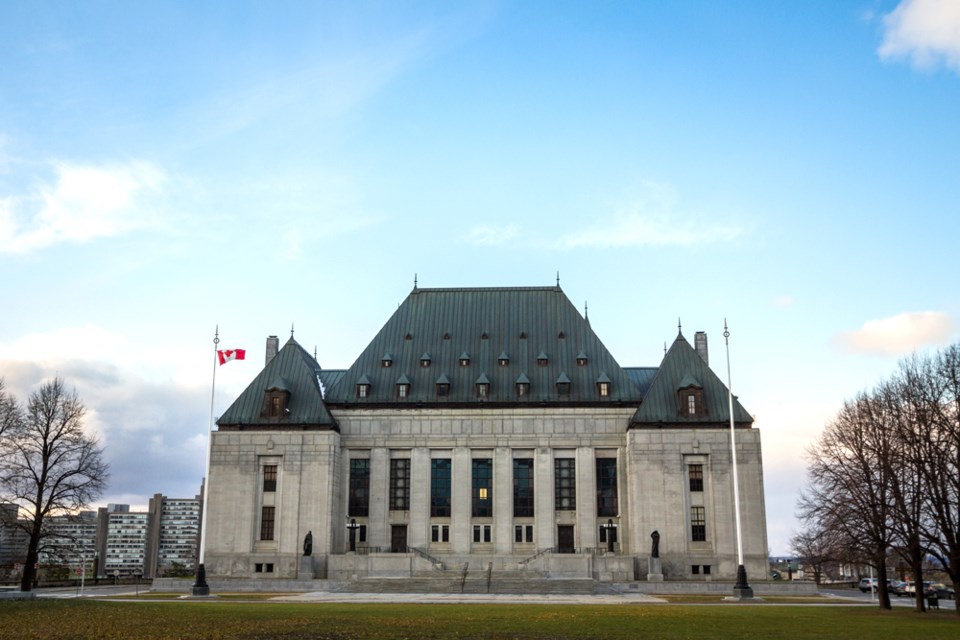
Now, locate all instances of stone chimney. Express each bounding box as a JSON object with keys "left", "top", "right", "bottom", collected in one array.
[
  {"left": 694, "top": 331, "right": 708, "bottom": 365},
  {"left": 265, "top": 335, "right": 279, "bottom": 367}
]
